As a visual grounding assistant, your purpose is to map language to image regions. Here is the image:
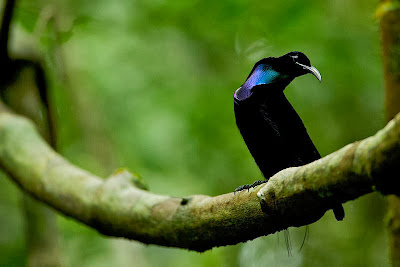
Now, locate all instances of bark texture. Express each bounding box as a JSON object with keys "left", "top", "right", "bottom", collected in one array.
[
  {"left": 379, "top": 0, "right": 400, "bottom": 265},
  {"left": 1, "top": 0, "right": 62, "bottom": 265},
  {"left": 1, "top": 106, "right": 400, "bottom": 251}
]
